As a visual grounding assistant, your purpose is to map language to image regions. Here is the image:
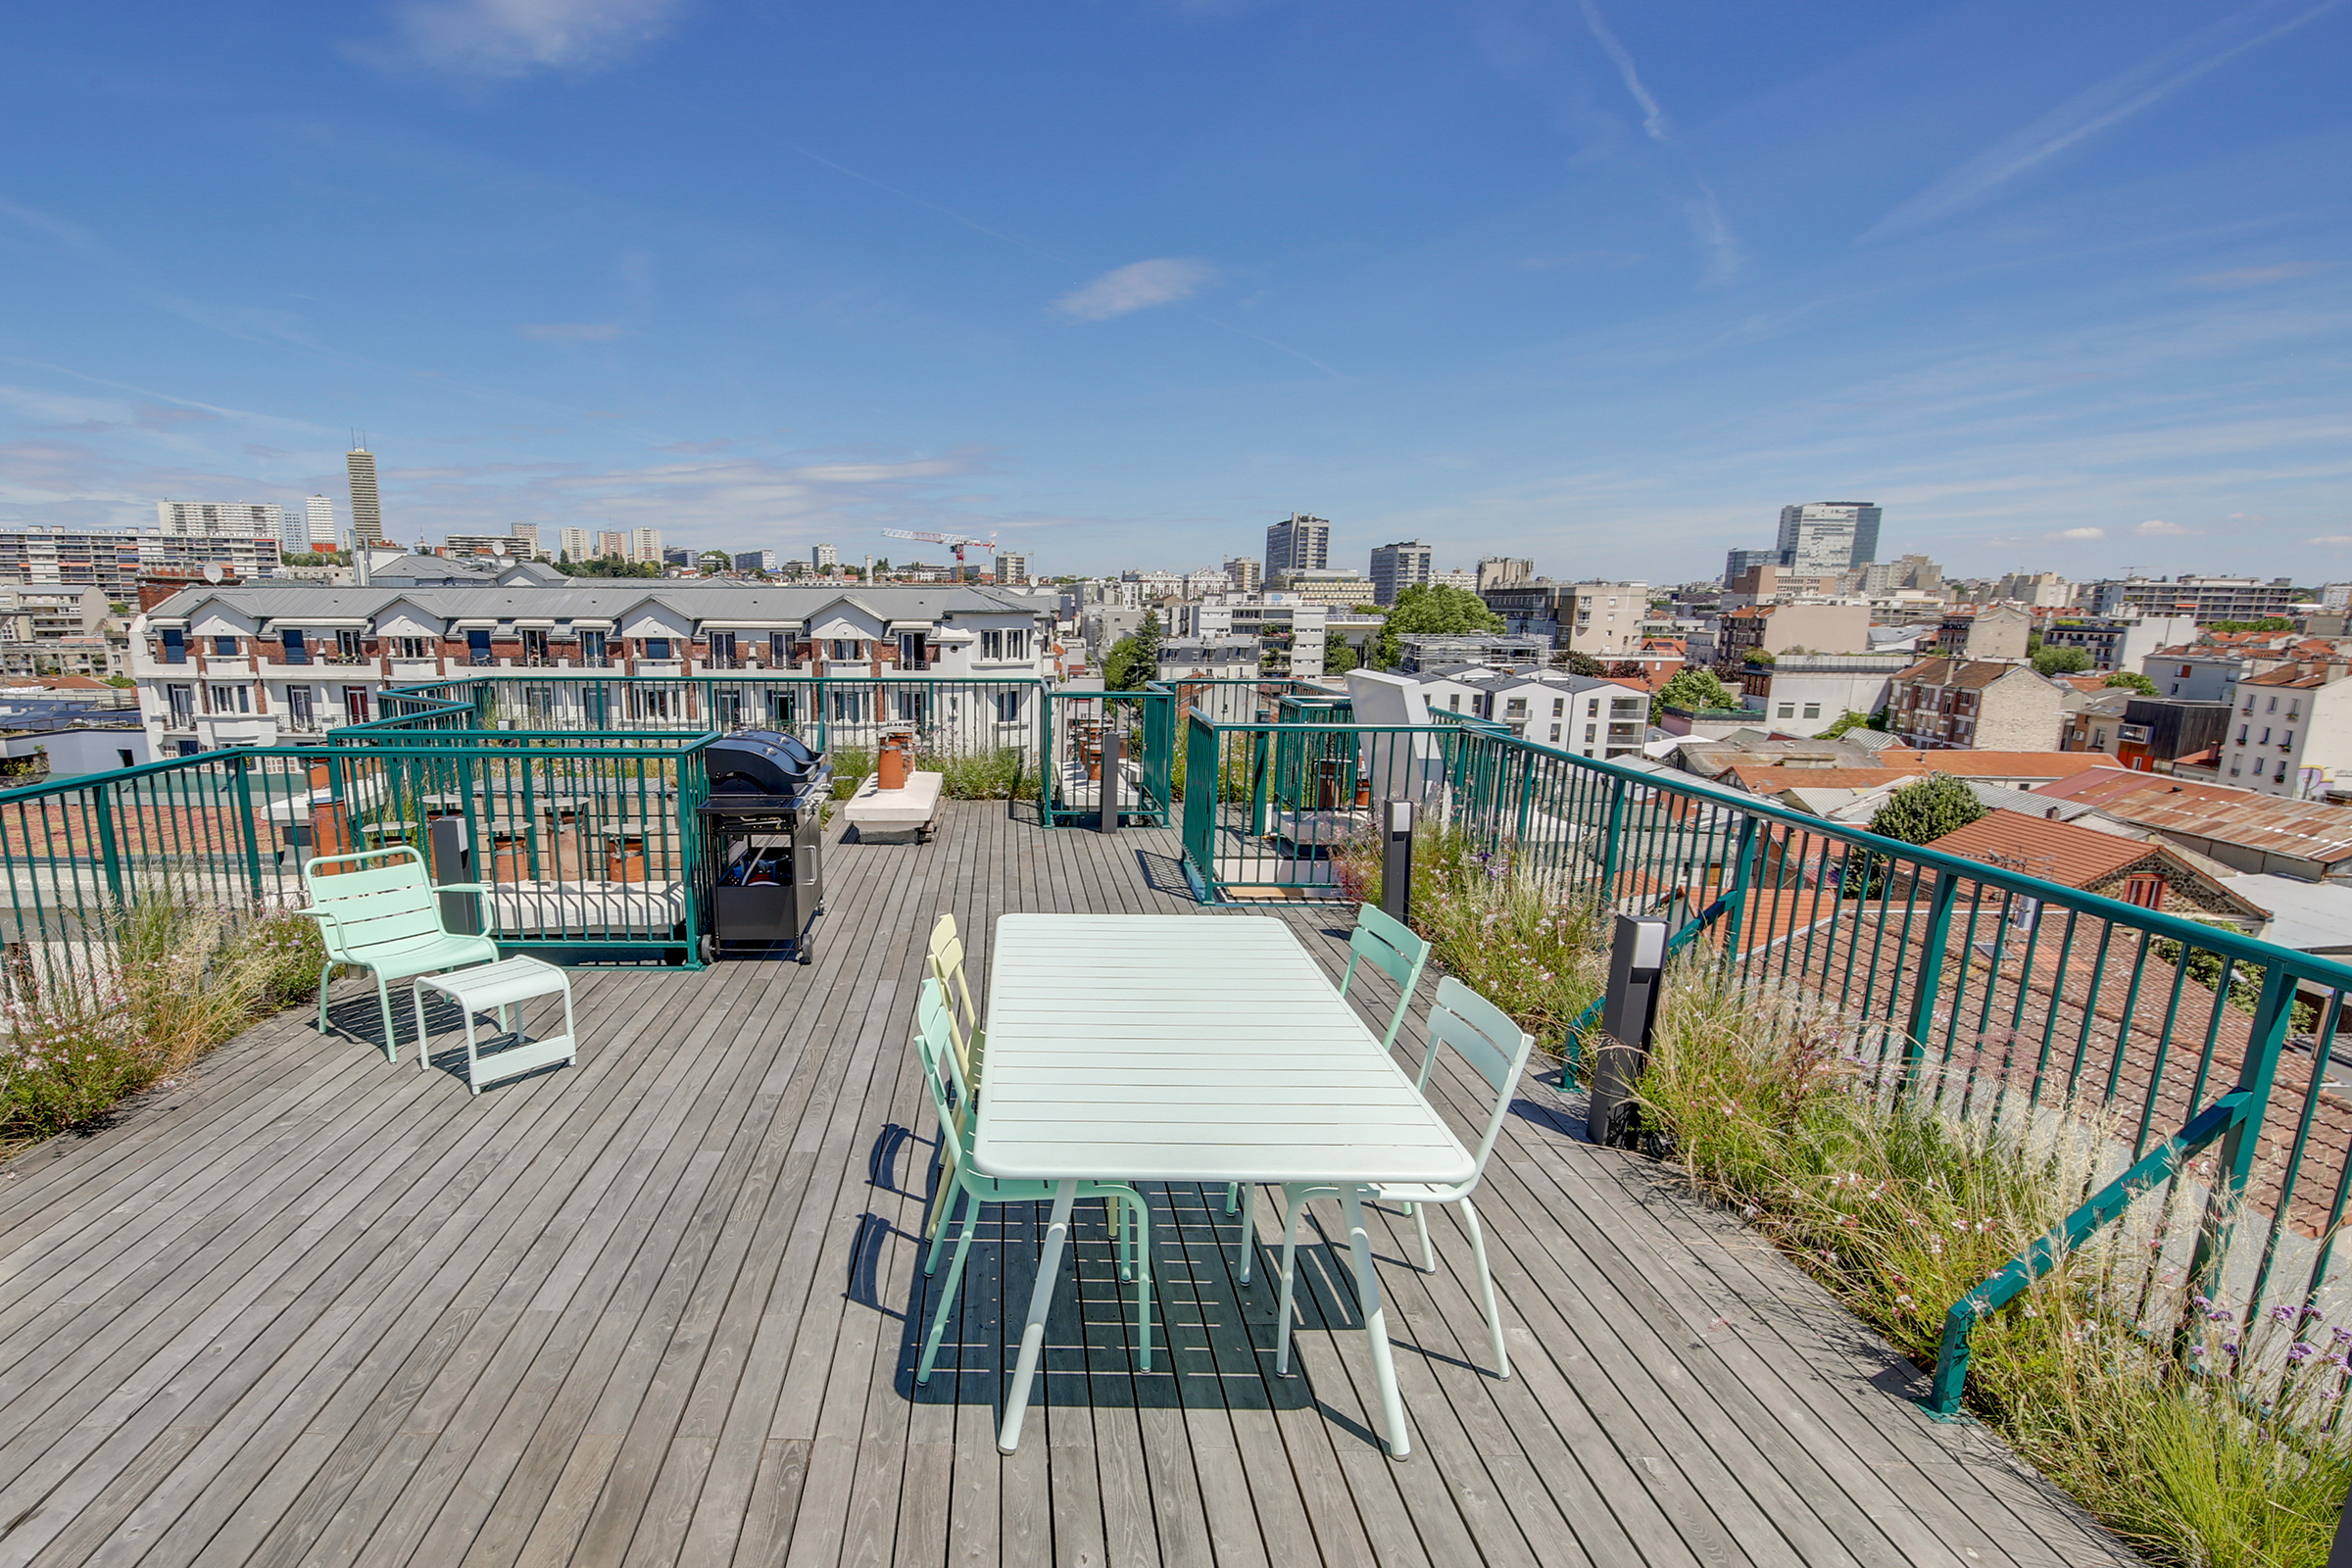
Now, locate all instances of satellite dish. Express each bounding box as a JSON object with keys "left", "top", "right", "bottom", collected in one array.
[{"left": 203, "top": 564, "right": 225, "bottom": 584}]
